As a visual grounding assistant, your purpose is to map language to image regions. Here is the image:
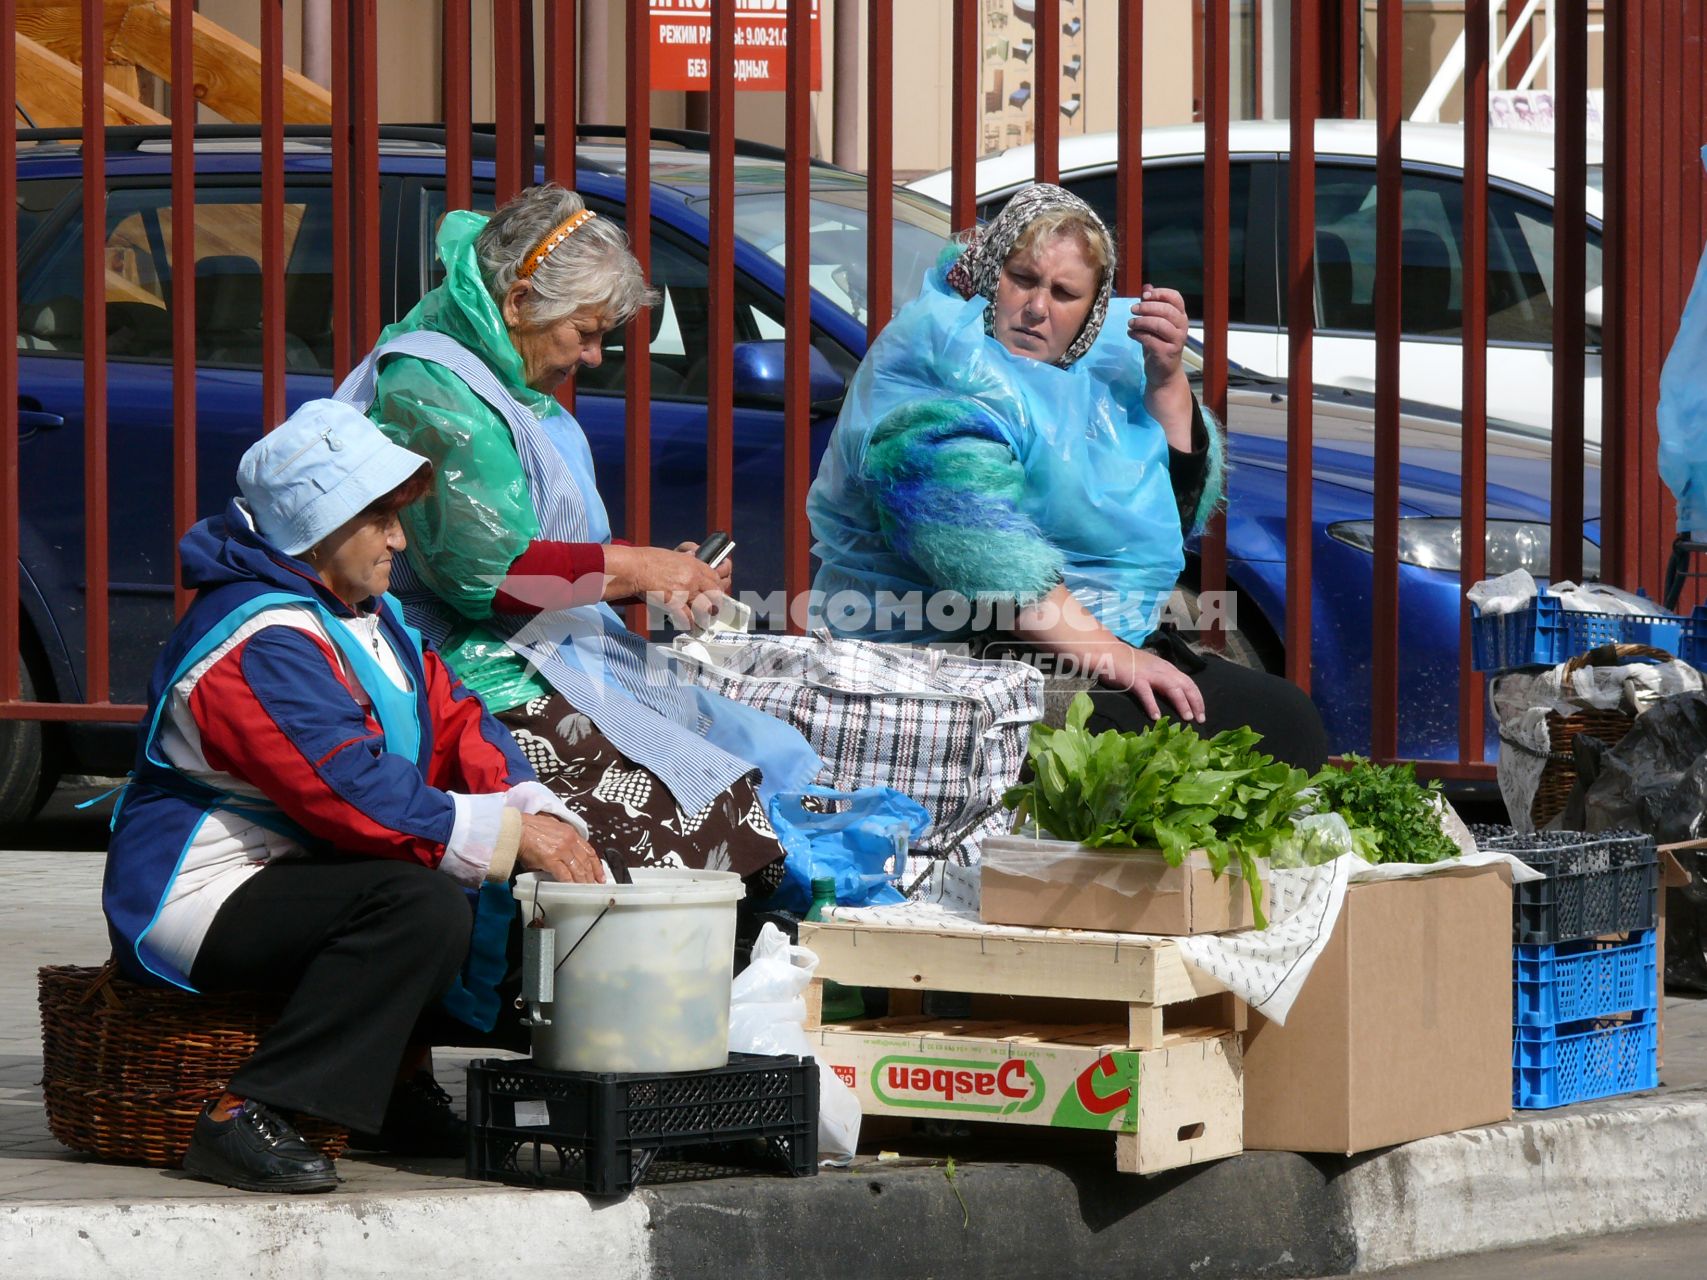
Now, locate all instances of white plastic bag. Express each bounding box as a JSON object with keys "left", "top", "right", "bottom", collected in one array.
[{"left": 727, "top": 924, "right": 861, "bottom": 1166}]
